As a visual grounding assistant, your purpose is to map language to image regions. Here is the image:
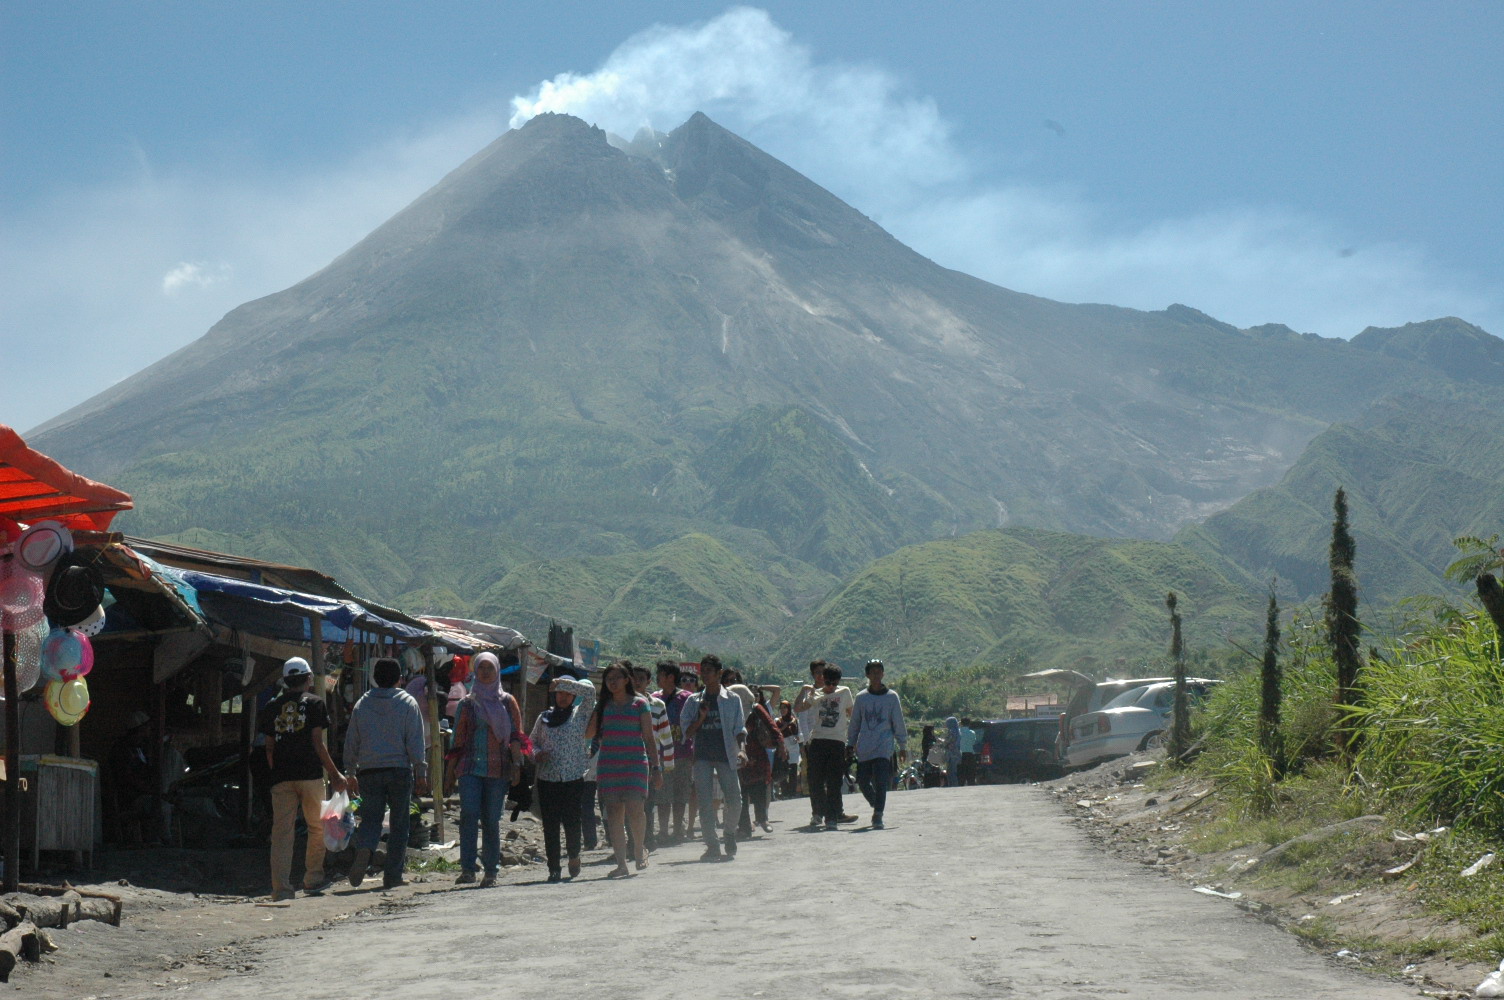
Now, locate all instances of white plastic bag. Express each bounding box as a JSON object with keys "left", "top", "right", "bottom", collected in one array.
[
  {"left": 1477, "top": 959, "right": 1504, "bottom": 998},
  {"left": 321, "top": 789, "right": 355, "bottom": 852}
]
